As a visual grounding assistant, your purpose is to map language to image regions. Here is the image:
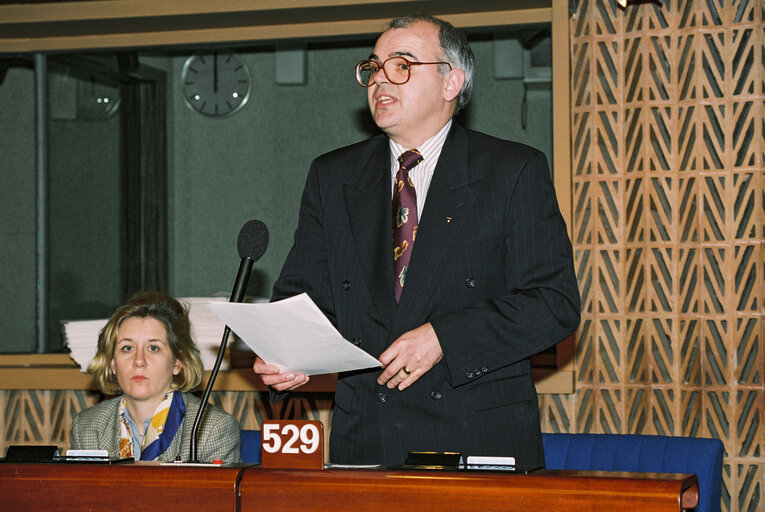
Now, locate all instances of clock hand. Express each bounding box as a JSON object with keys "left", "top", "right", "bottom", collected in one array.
[{"left": 213, "top": 52, "right": 219, "bottom": 93}]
